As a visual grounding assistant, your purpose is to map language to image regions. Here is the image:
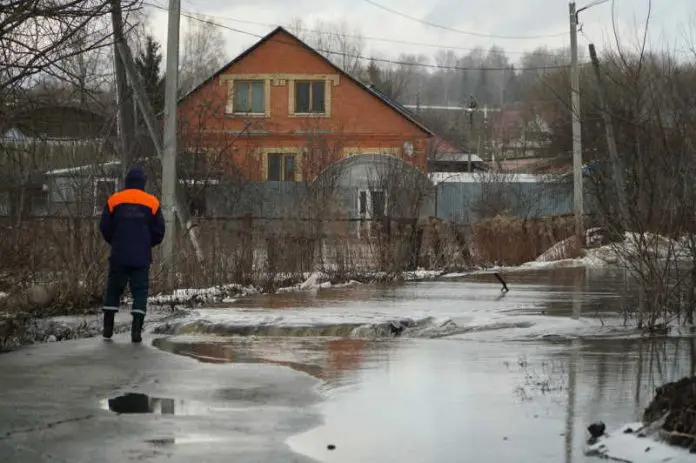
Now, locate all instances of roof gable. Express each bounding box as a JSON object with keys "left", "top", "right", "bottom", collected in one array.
[{"left": 180, "top": 27, "right": 434, "bottom": 137}]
